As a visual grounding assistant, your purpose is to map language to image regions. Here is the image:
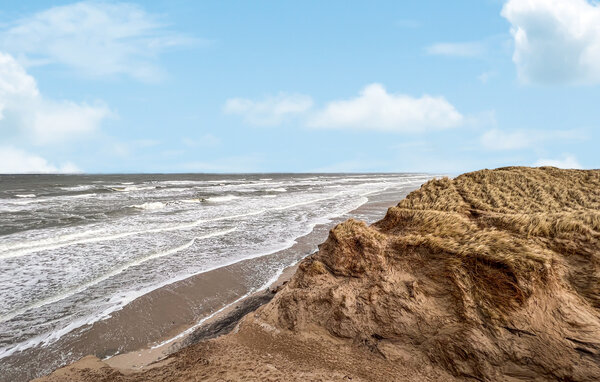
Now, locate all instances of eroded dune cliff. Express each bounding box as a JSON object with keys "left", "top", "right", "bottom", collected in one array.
[{"left": 37, "top": 167, "right": 600, "bottom": 381}]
